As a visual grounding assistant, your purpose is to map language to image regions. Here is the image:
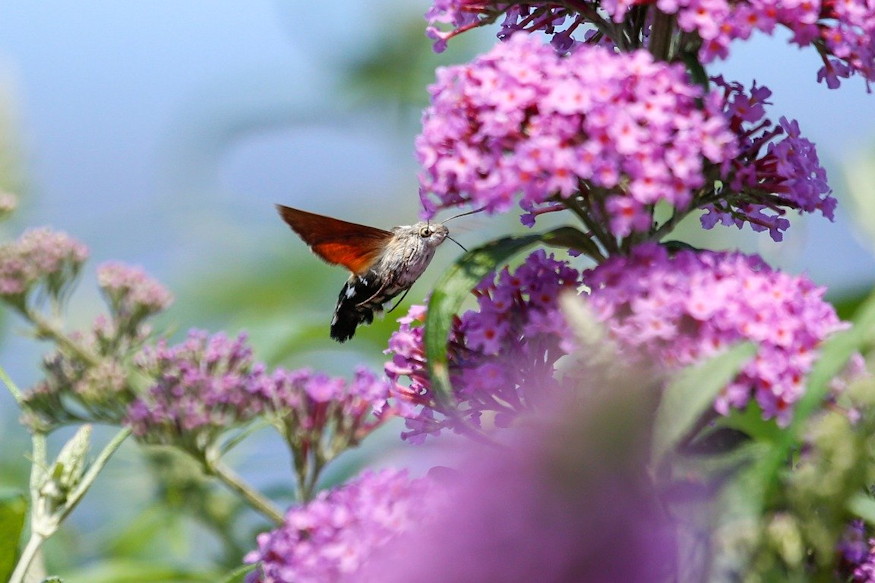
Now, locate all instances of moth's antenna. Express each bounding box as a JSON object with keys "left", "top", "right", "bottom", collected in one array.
[
  {"left": 446, "top": 235, "right": 468, "bottom": 253},
  {"left": 440, "top": 206, "right": 486, "bottom": 225}
]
